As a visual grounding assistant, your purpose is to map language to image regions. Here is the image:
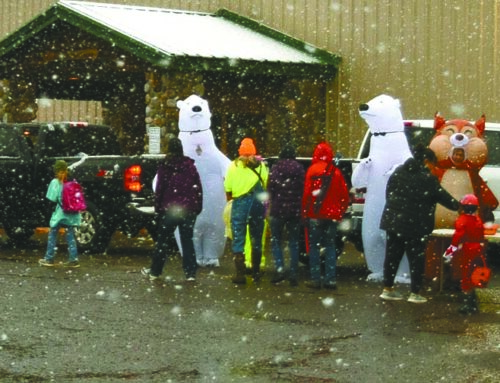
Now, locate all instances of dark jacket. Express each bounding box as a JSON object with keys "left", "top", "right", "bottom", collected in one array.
[
  {"left": 155, "top": 155, "right": 203, "bottom": 215},
  {"left": 380, "top": 157, "right": 459, "bottom": 237},
  {"left": 268, "top": 158, "right": 305, "bottom": 218},
  {"left": 302, "top": 142, "right": 350, "bottom": 220}
]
